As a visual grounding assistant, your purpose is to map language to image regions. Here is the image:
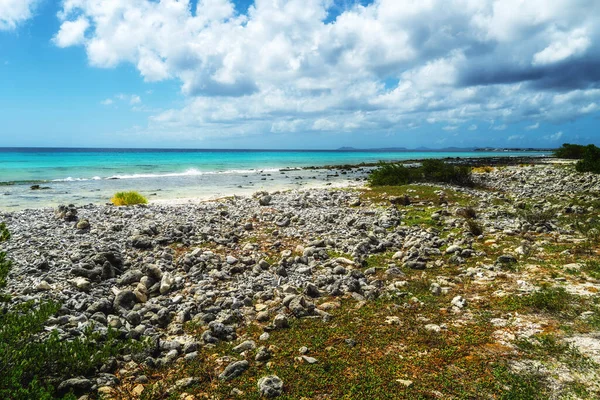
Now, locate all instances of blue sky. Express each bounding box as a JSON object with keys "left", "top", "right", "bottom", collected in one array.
[{"left": 0, "top": 0, "right": 599, "bottom": 149}]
